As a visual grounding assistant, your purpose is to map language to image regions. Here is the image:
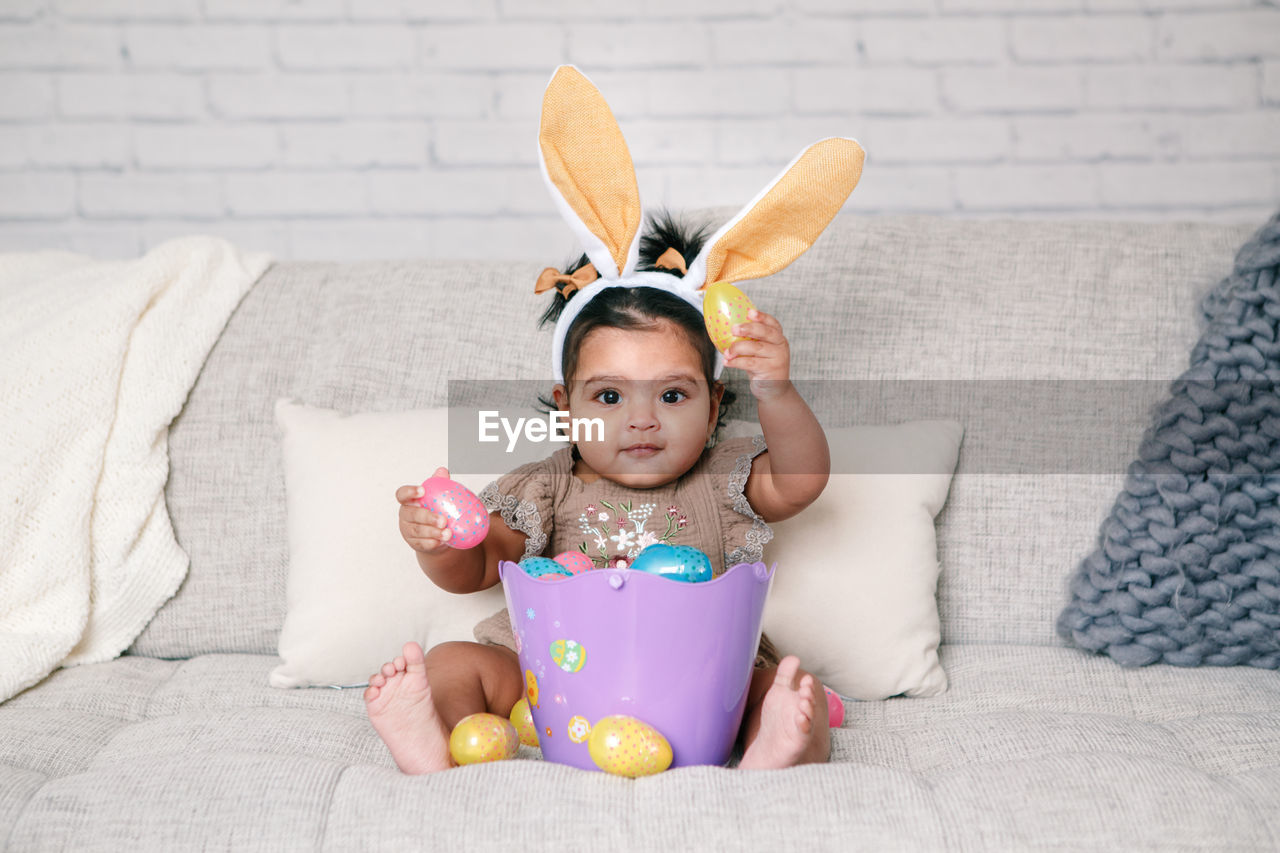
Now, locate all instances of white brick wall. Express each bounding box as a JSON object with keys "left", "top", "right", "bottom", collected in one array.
[{"left": 0, "top": 0, "right": 1277, "bottom": 261}]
